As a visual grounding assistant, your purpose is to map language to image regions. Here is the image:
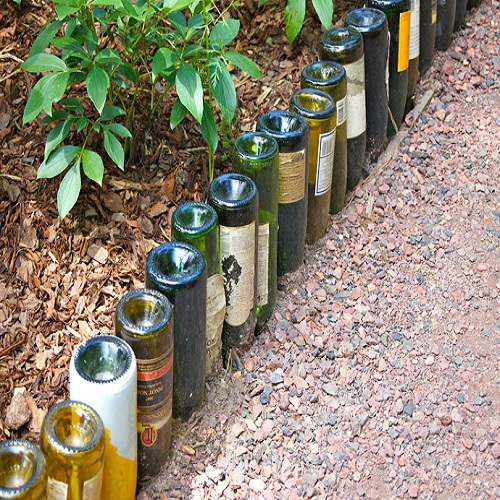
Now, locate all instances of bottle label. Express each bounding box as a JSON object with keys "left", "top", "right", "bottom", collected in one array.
[
  {"left": 137, "top": 405, "right": 171, "bottom": 447},
  {"left": 432, "top": 0, "right": 437, "bottom": 24},
  {"left": 278, "top": 149, "right": 306, "bottom": 204},
  {"left": 257, "top": 223, "right": 269, "bottom": 307},
  {"left": 47, "top": 478, "right": 68, "bottom": 500},
  {"left": 136, "top": 349, "right": 173, "bottom": 410},
  {"left": 82, "top": 466, "right": 103, "bottom": 500},
  {"left": 398, "top": 10, "right": 411, "bottom": 72},
  {"left": 336, "top": 96, "right": 347, "bottom": 126},
  {"left": 409, "top": 0, "right": 420, "bottom": 59},
  {"left": 315, "top": 129, "right": 336, "bottom": 195},
  {"left": 344, "top": 57, "right": 366, "bottom": 139},
  {"left": 220, "top": 222, "right": 256, "bottom": 326},
  {"left": 206, "top": 273, "right": 225, "bottom": 373}
]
